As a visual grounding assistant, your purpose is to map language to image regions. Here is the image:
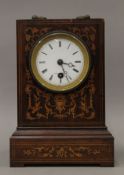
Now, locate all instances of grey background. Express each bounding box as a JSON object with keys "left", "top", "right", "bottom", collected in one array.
[{"left": 0, "top": 0, "right": 124, "bottom": 174}]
